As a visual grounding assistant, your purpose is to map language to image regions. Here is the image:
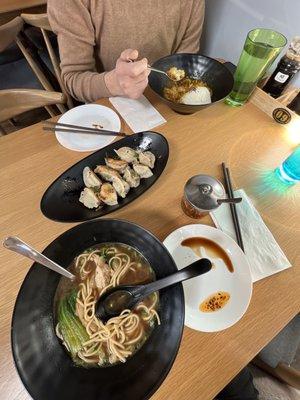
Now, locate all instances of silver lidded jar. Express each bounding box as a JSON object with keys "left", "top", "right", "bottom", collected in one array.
[{"left": 182, "top": 174, "right": 225, "bottom": 218}]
